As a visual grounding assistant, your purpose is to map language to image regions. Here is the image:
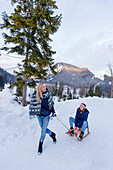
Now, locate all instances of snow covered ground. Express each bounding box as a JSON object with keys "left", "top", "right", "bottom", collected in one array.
[{"left": 0, "top": 86, "right": 113, "bottom": 170}]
